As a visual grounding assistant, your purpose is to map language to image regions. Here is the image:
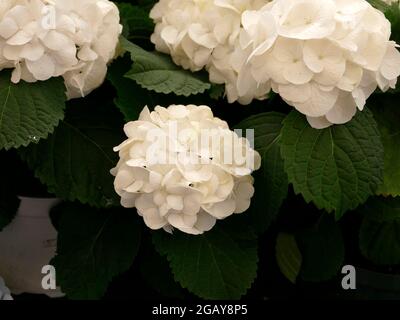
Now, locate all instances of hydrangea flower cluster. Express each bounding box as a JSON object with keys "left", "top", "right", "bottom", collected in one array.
[
  {"left": 0, "top": 0, "right": 122, "bottom": 99},
  {"left": 111, "top": 105, "right": 261, "bottom": 235},
  {"left": 151, "top": 0, "right": 400, "bottom": 128},
  {"left": 150, "top": 0, "right": 267, "bottom": 72}
]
